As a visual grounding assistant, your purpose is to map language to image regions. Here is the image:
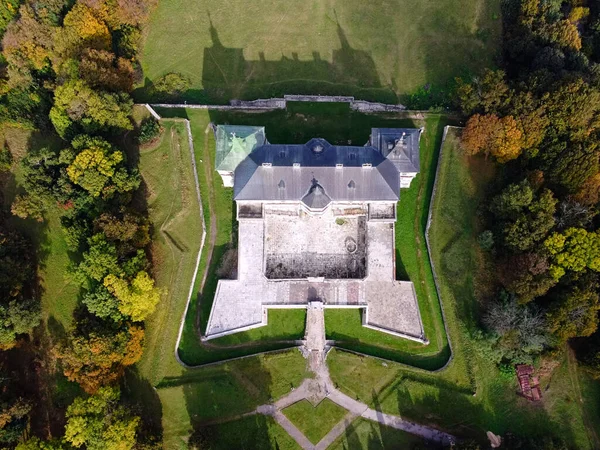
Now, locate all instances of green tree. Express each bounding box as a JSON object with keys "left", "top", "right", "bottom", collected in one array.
[
  {"left": 545, "top": 78, "right": 600, "bottom": 137},
  {"left": 455, "top": 69, "right": 512, "bottom": 115},
  {"left": 547, "top": 286, "right": 600, "bottom": 341},
  {"left": 0, "top": 300, "right": 41, "bottom": 350},
  {"left": 16, "top": 437, "right": 64, "bottom": 450},
  {"left": 544, "top": 227, "right": 600, "bottom": 279},
  {"left": 66, "top": 137, "right": 124, "bottom": 197},
  {"left": 50, "top": 79, "right": 132, "bottom": 139},
  {"left": 64, "top": 387, "right": 139, "bottom": 450},
  {"left": 75, "top": 234, "right": 121, "bottom": 285},
  {"left": 82, "top": 285, "right": 124, "bottom": 322},
  {"left": 11, "top": 194, "right": 45, "bottom": 221},
  {"left": 491, "top": 181, "right": 557, "bottom": 252}
]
